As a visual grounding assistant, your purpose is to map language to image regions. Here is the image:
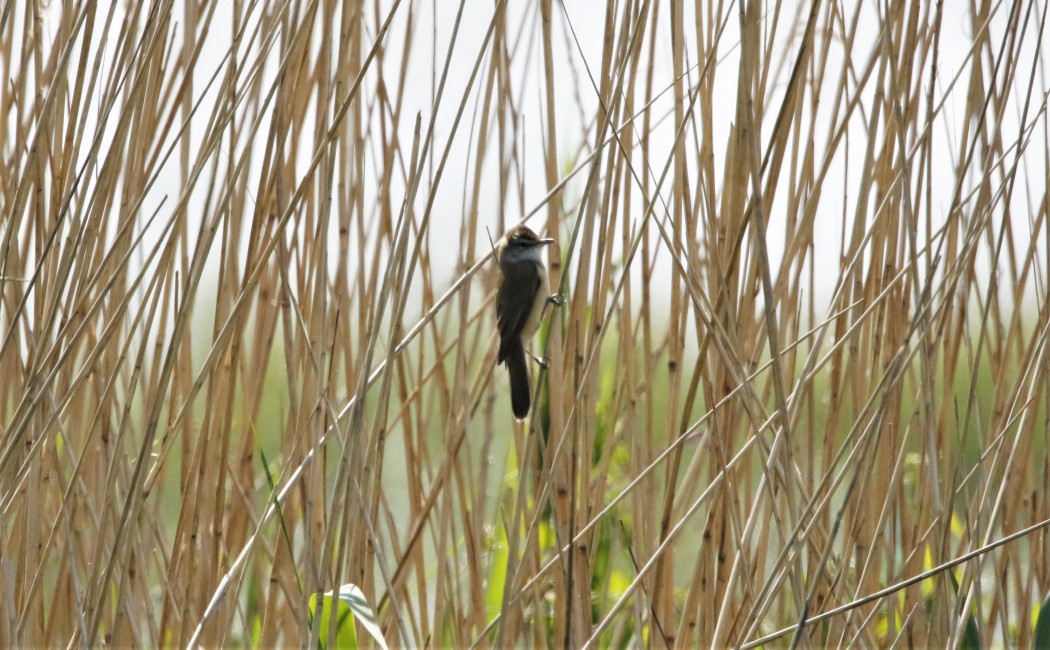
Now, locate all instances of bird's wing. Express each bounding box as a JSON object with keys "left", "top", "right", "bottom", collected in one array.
[{"left": 496, "top": 261, "right": 541, "bottom": 364}]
